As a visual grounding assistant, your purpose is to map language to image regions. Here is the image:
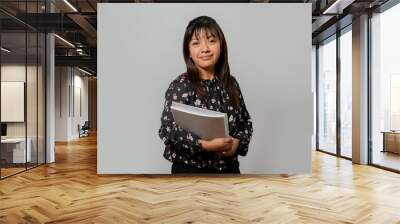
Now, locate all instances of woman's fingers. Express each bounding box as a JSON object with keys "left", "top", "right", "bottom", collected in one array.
[
  {"left": 221, "top": 143, "right": 232, "bottom": 151},
  {"left": 221, "top": 148, "right": 234, "bottom": 156},
  {"left": 214, "top": 143, "right": 231, "bottom": 152},
  {"left": 207, "top": 138, "right": 233, "bottom": 152},
  {"left": 223, "top": 138, "right": 233, "bottom": 143}
]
